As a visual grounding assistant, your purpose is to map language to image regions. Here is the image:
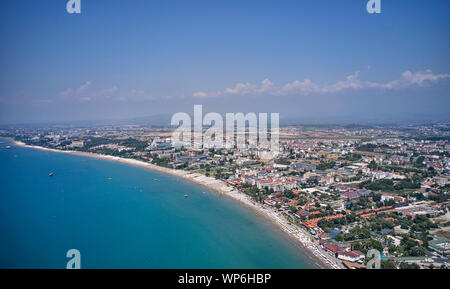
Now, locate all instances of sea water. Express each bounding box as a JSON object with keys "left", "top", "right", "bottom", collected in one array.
[{"left": 0, "top": 139, "right": 316, "bottom": 269}]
